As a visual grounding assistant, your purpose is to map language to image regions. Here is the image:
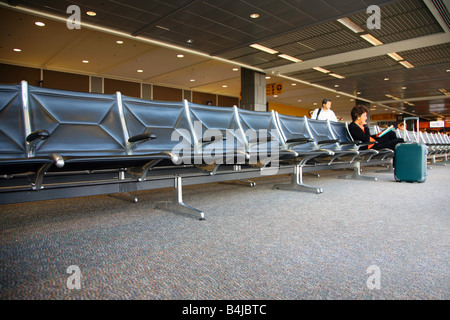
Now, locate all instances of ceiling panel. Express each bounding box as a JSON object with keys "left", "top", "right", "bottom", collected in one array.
[{"left": 0, "top": 0, "right": 449, "bottom": 122}]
